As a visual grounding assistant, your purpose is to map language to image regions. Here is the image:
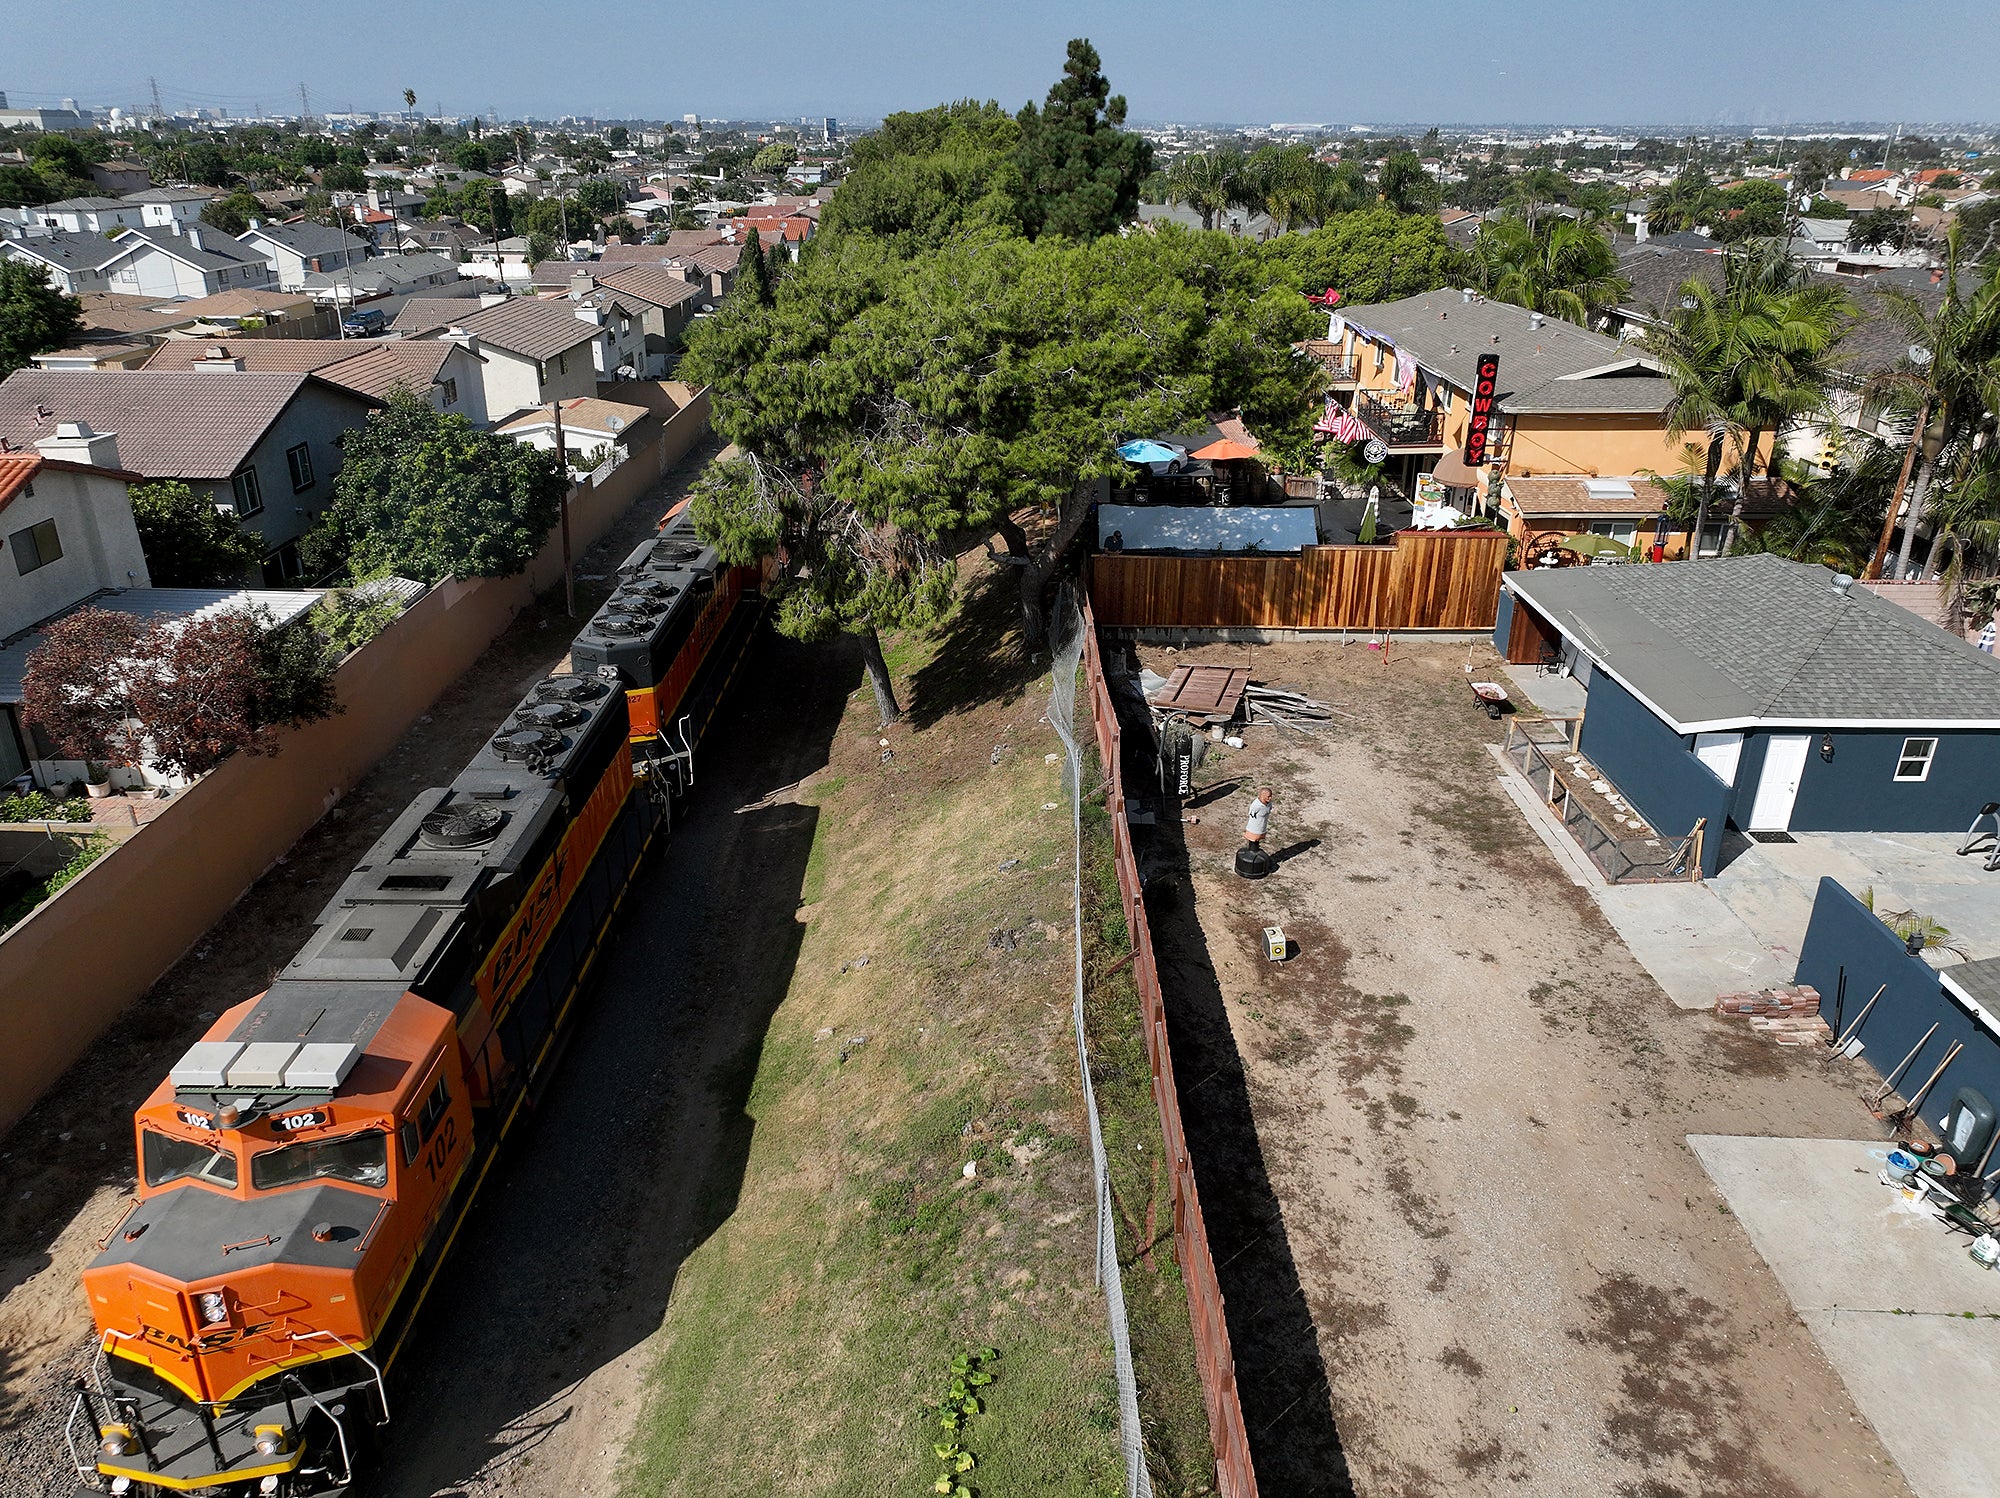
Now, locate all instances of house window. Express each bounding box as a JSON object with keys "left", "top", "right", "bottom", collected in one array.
[
  {"left": 286, "top": 442, "right": 316, "bottom": 491},
  {"left": 441, "top": 377, "right": 458, "bottom": 406},
  {"left": 558, "top": 351, "right": 568, "bottom": 375},
  {"left": 1587, "top": 520, "right": 1639, "bottom": 547},
  {"left": 262, "top": 542, "right": 303, "bottom": 585},
  {"left": 1894, "top": 737, "right": 1937, "bottom": 782},
  {"left": 9, "top": 518, "right": 63, "bottom": 575},
  {"left": 231, "top": 467, "right": 264, "bottom": 516},
  {"left": 1373, "top": 343, "right": 1386, "bottom": 372}
]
